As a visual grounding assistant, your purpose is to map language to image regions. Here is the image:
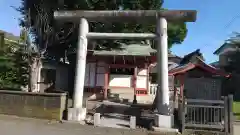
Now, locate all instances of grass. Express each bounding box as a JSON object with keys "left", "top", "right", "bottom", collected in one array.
[{"left": 233, "top": 102, "right": 240, "bottom": 120}]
